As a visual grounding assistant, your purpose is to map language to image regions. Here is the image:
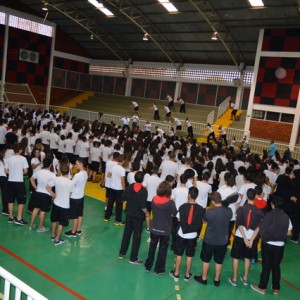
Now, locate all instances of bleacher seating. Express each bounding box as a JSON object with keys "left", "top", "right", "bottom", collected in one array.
[
  {"left": 75, "top": 93, "right": 218, "bottom": 124},
  {"left": 4, "top": 83, "right": 36, "bottom": 103}
]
